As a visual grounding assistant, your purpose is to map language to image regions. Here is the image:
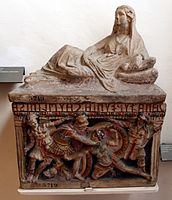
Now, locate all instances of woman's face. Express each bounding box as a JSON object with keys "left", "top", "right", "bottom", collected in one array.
[{"left": 116, "top": 9, "right": 129, "bottom": 27}]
